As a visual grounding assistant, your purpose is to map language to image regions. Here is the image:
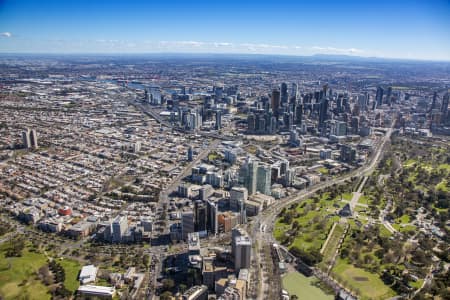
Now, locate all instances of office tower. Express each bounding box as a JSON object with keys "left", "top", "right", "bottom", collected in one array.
[
  {"left": 322, "top": 84, "right": 329, "bottom": 98},
  {"left": 230, "top": 187, "right": 247, "bottom": 224},
  {"left": 295, "top": 103, "right": 303, "bottom": 125},
  {"left": 234, "top": 236, "right": 252, "bottom": 271},
  {"left": 290, "top": 83, "right": 298, "bottom": 100},
  {"left": 247, "top": 114, "right": 256, "bottom": 133},
  {"left": 358, "top": 95, "right": 367, "bottom": 111},
  {"left": 256, "top": 164, "right": 271, "bottom": 195},
  {"left": 271, "top": 89, "right": 281, "bottom": 118},
  {"left": 30, "top": 129, "right": 38, "bottom": 148},
  {"left": 194, "top": 200, "right": 207, "bottom": 232},
  {"left": 206, "top": 199, "right": 218, "bottom": 235},
  {"left": 215, "top": 110, "right": 222, "bottom": 130},
  {"left": 334, "top": 121, "right": 347, "bottom": 136},
  {"left": 441, "top": 92, "right": 449, "bottom": 117},
  {"left": 340, "top": 144, "right": 357, "bottom": 163},
  {"left": 187, "top": 146, "right": 194, "bottom": 161},
  {"left": 247, "top": 160, "right": 258, "bottom": 195},
  {"left": 214, "top": 85, "right": 224, "bottom": 101},
  {"left": 280, "top": 159, "right": 289, "bottom": 177},
  {"left": 318, "top": 98, "right": 329, "bottom": 129},
  {"left": 431, "top": 92, "right": 438, "bottom": 110},
  {"left": 385, "top": 86, "right": 392, "bottom": 106},
  {"left": 375, "top": 87, "right": 383, "bottom": 107},
  {"left": 230, "top": 187, "right": 248, "bottom": 212},
  {"left": 182, "top": 210, "right": 195, "bottom": 240},
  {"left": 112, "top": 215, "right": 128, "bottom": 243},
  {"left": 280, "top": 82, "right": 288, "bottom": 106},
  {"left": 351, "top": 116, "right": 360, "bottom": 134},
  {"left": 22, "top": 129, "right": 31, "bottom": 149}
]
